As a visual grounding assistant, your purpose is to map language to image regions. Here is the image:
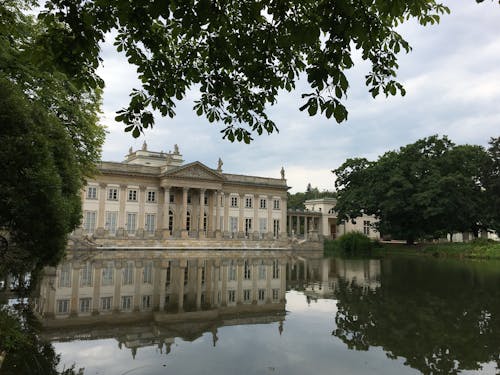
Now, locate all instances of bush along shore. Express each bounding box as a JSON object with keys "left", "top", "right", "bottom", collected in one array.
[{"left": 325, "top": 234, "right": 500, "bottom": 260}]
